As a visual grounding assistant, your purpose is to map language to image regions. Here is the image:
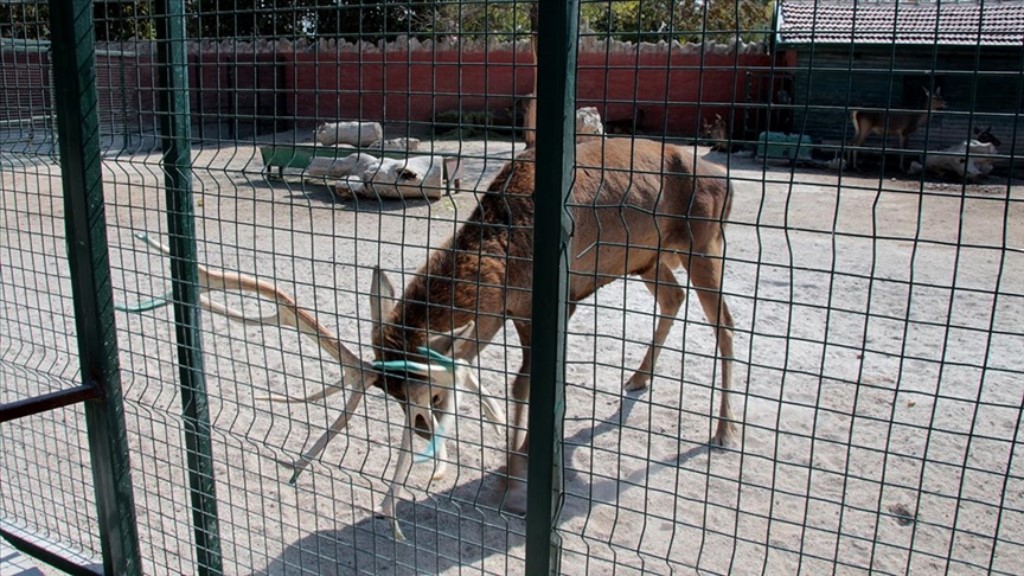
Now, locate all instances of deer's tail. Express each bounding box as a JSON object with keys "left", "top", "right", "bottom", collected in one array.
[{"left": 849, "top": 110, "right": 865, "bottom": 144}]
